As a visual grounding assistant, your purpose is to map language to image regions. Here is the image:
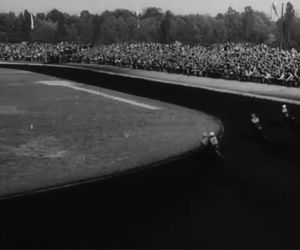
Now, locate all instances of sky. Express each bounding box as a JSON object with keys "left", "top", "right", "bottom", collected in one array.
[{"left": 1, "top": 0, "right": 299, "bottom": 17}]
